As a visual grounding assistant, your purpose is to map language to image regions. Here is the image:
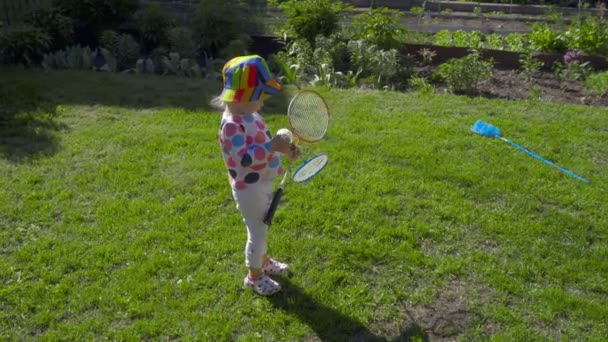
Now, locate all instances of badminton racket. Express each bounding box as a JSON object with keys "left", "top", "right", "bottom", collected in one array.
[{"left": 263, "top": 90, "right": 330, "bottom": 225}]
